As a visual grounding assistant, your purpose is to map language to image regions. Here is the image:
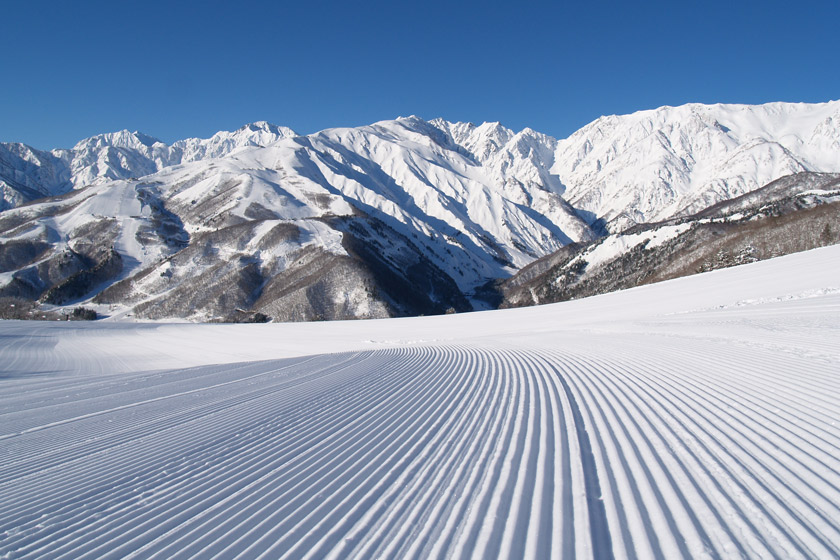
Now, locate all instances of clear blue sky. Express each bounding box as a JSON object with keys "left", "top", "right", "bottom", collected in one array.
[{"left": 2, "top": 0, "right": 838, "bottom": 150}]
